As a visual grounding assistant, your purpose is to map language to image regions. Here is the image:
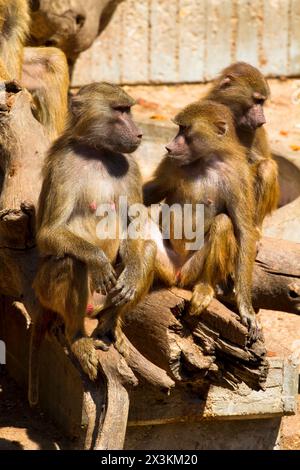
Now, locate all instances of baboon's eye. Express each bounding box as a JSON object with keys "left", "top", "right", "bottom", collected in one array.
[
  {"left": 253, "top": 98, "right": 265, "bottom": 106},
  {"left": 113, "top": 106, "right": 131, "bottom": 114}
]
